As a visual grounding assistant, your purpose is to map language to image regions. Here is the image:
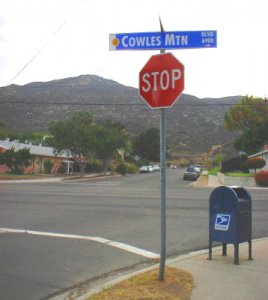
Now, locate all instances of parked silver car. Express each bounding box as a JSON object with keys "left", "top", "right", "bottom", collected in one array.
[
  {"left": 183, "top": 167, "right": 200, "bottom": 181},
  {"left": 190, "top": 164, "right": 203, "bottom": 174}
]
